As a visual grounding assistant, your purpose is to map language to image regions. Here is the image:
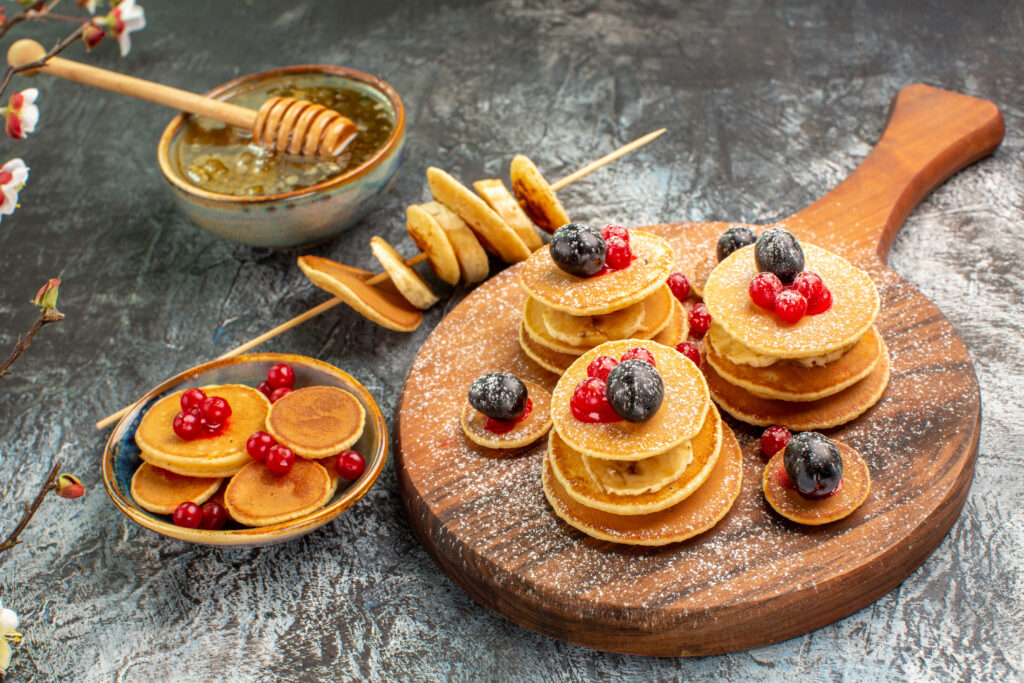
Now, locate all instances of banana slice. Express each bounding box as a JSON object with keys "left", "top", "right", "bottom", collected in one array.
[
  {"left": 510, "top": 154, "right": 571, "bottom": 234},
  {"left": 427, "top": 167, "right": 531, "bottom": 264},
  {"left": 369, "top": 237, "right": 439, "bottom": 310},
  {"left": 406, "top": 205, "right": 460, "bottom": 285},
  {"left": 581, "top": 441, "right": 694, "bottom": 496},
  {"left": 473, "top": 178, "right": 543, "bottom": 252},
  {"left": 542, "top": 300, "right": 645, "bottom": 347},
  {"left": 296, "top": 256, "right": 422, "bottom": 332},
  {"left": 417, "top": 202, "right": 490, "bottom": 284}
]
